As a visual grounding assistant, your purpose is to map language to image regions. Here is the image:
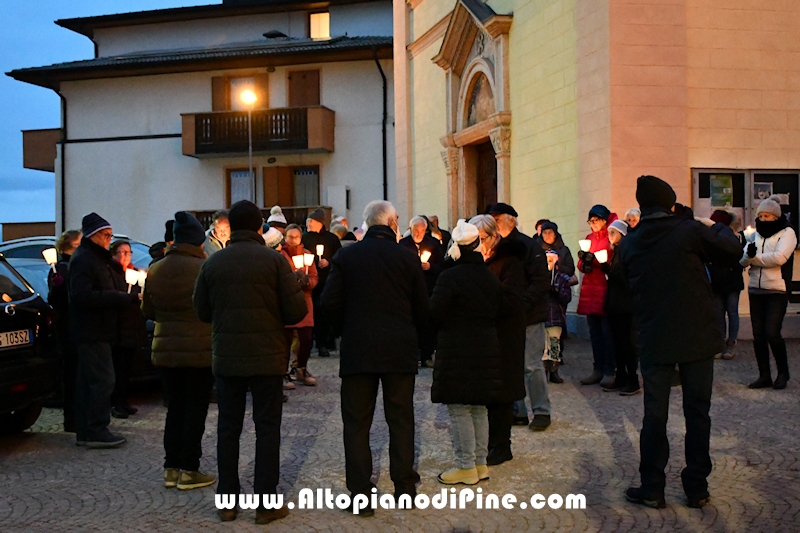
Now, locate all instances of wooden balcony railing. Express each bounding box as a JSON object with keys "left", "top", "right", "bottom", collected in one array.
[
  {"left": 189, "top": 206, "right": 333, "bottom": 230},
  {"left": 182, "top": 106, "right": 334, "bottom": 158}
]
